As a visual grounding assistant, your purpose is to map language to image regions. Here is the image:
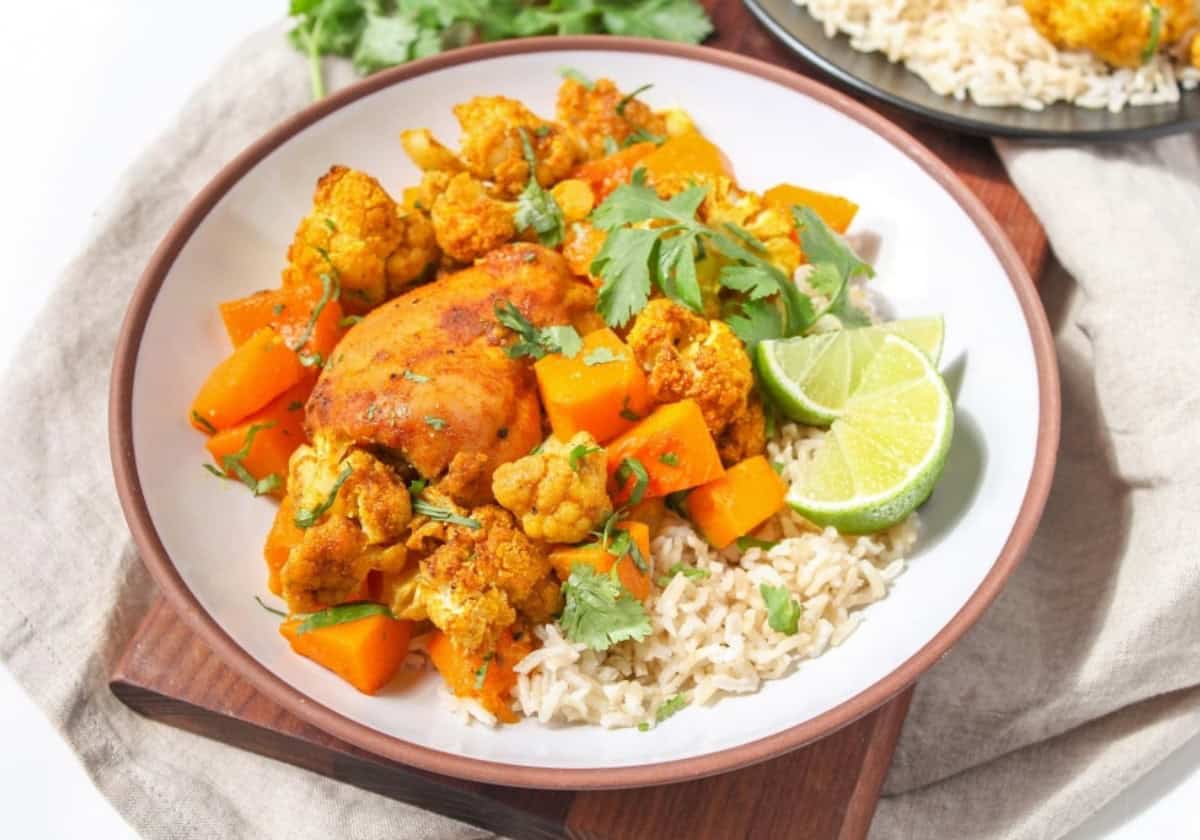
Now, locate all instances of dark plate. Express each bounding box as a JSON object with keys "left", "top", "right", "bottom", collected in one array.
[{"left": 745, "top": 0, "right": 1200, "bottom": 141}]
